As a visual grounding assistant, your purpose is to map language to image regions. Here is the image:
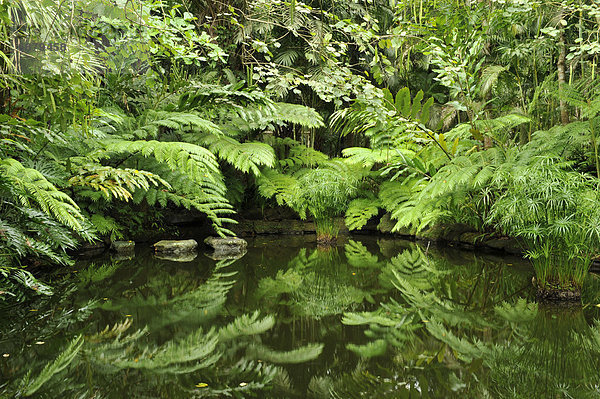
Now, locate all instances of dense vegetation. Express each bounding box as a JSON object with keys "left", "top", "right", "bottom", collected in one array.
[{"left": 4, "top": 0, "right": 600, "bottom": 297}]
